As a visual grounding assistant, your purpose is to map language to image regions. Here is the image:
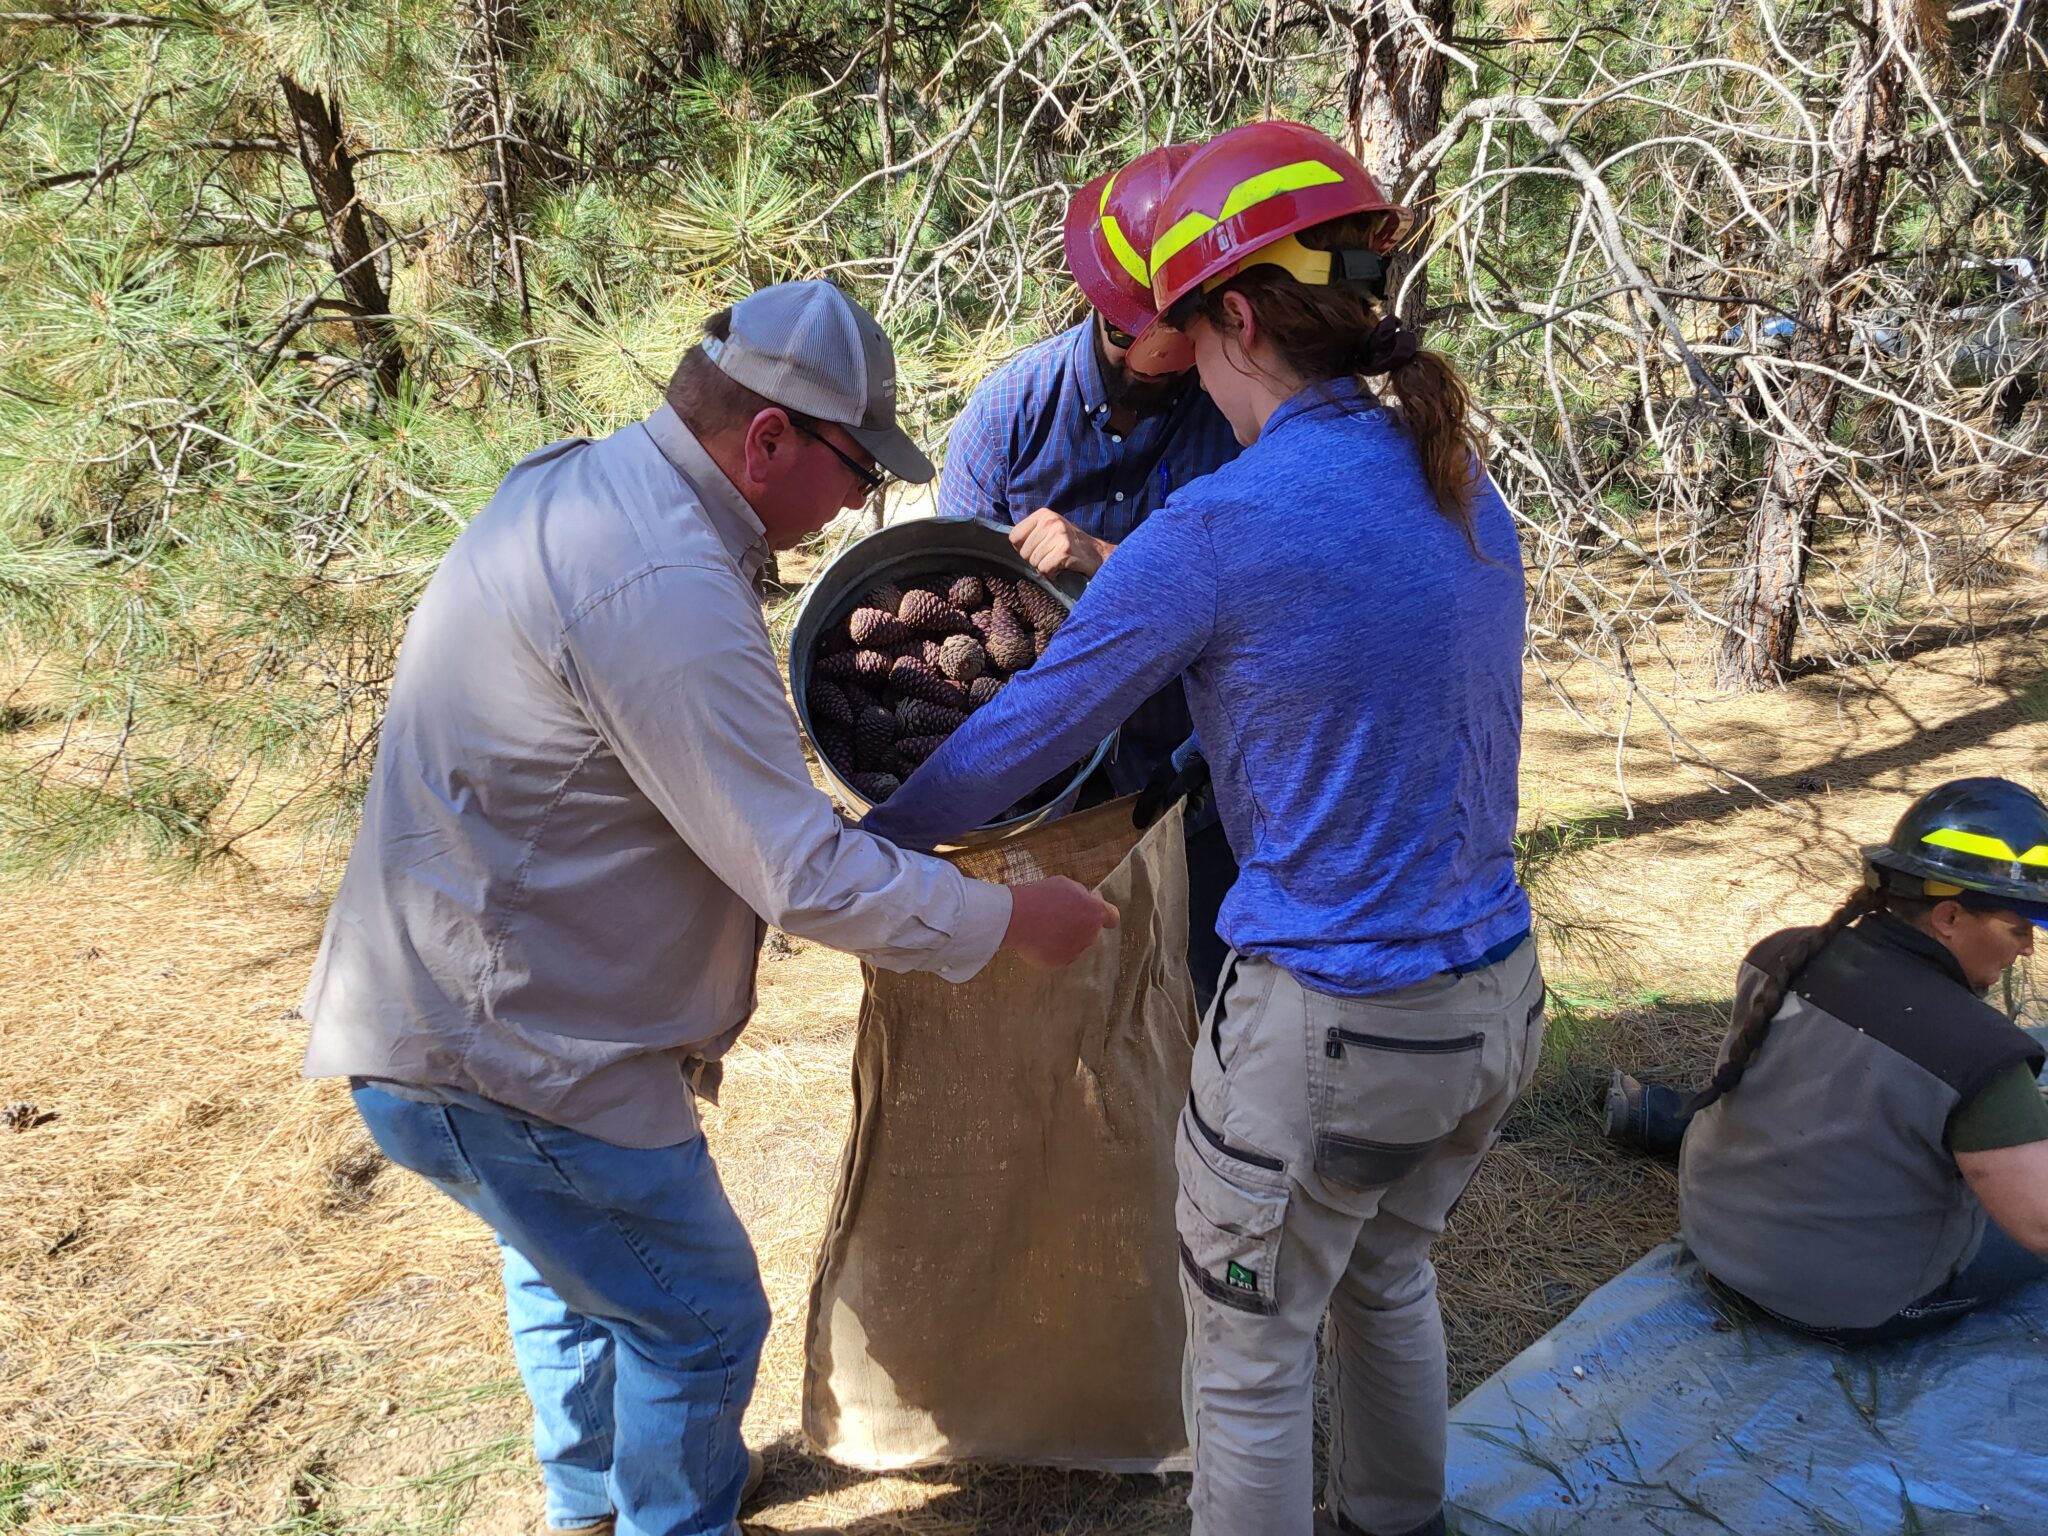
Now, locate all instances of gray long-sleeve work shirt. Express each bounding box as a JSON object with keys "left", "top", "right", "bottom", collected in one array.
[{"left": 300, "top": 405, "right": 1012, "bottom": 1147}]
